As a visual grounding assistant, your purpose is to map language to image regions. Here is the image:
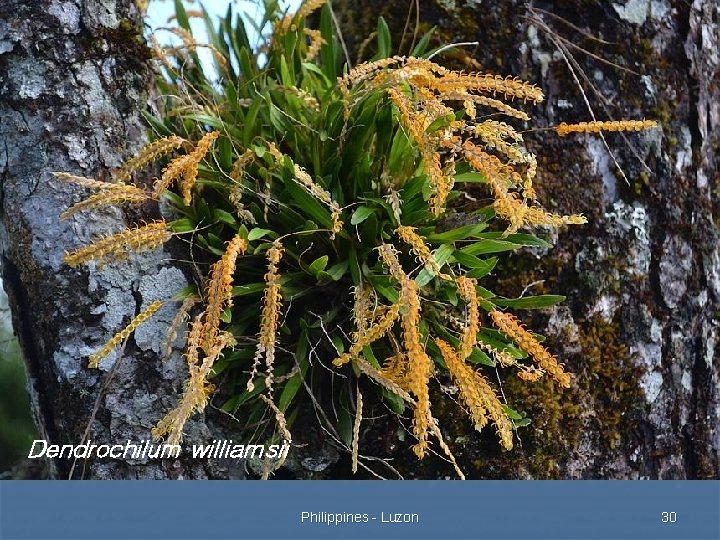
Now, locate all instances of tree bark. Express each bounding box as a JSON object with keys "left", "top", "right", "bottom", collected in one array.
[
  {"left": 0, "top": 0, "right": 242, "bottom": 479},
  {"left": 333, "top": 0, "right": 719, "bottom": 479}
]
